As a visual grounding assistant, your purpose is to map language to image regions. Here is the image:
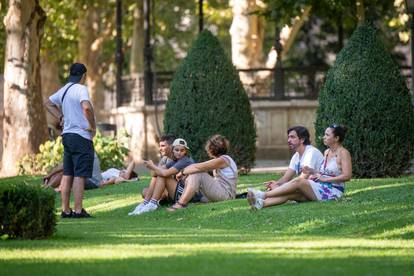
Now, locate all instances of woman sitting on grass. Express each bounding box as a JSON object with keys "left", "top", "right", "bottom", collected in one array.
[
  {"left": 128, "top": 138, "right": 194, "bottom": 215},
  {"left": 167, "top": 134, "right": 238, "bottom": 211},
  {"left": 247, "top": 124, "right": 352, "bottom": 210}
]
